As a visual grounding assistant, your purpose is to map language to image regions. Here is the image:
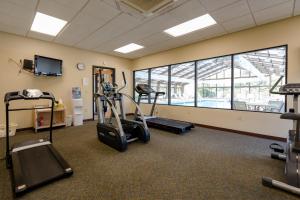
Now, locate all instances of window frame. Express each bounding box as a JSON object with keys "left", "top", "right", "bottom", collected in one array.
[
  {"left": 170, "top": 61, "right": 196, "bottom": 107},
  {"left": 196, "top": 55, "right": 232, "bottom": 110},
  {"left": 150, "top": 65, "right": 170, "bottom": 105},
  {"left": 133, "top": 44, "right": 288, "bottom": 114}
]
